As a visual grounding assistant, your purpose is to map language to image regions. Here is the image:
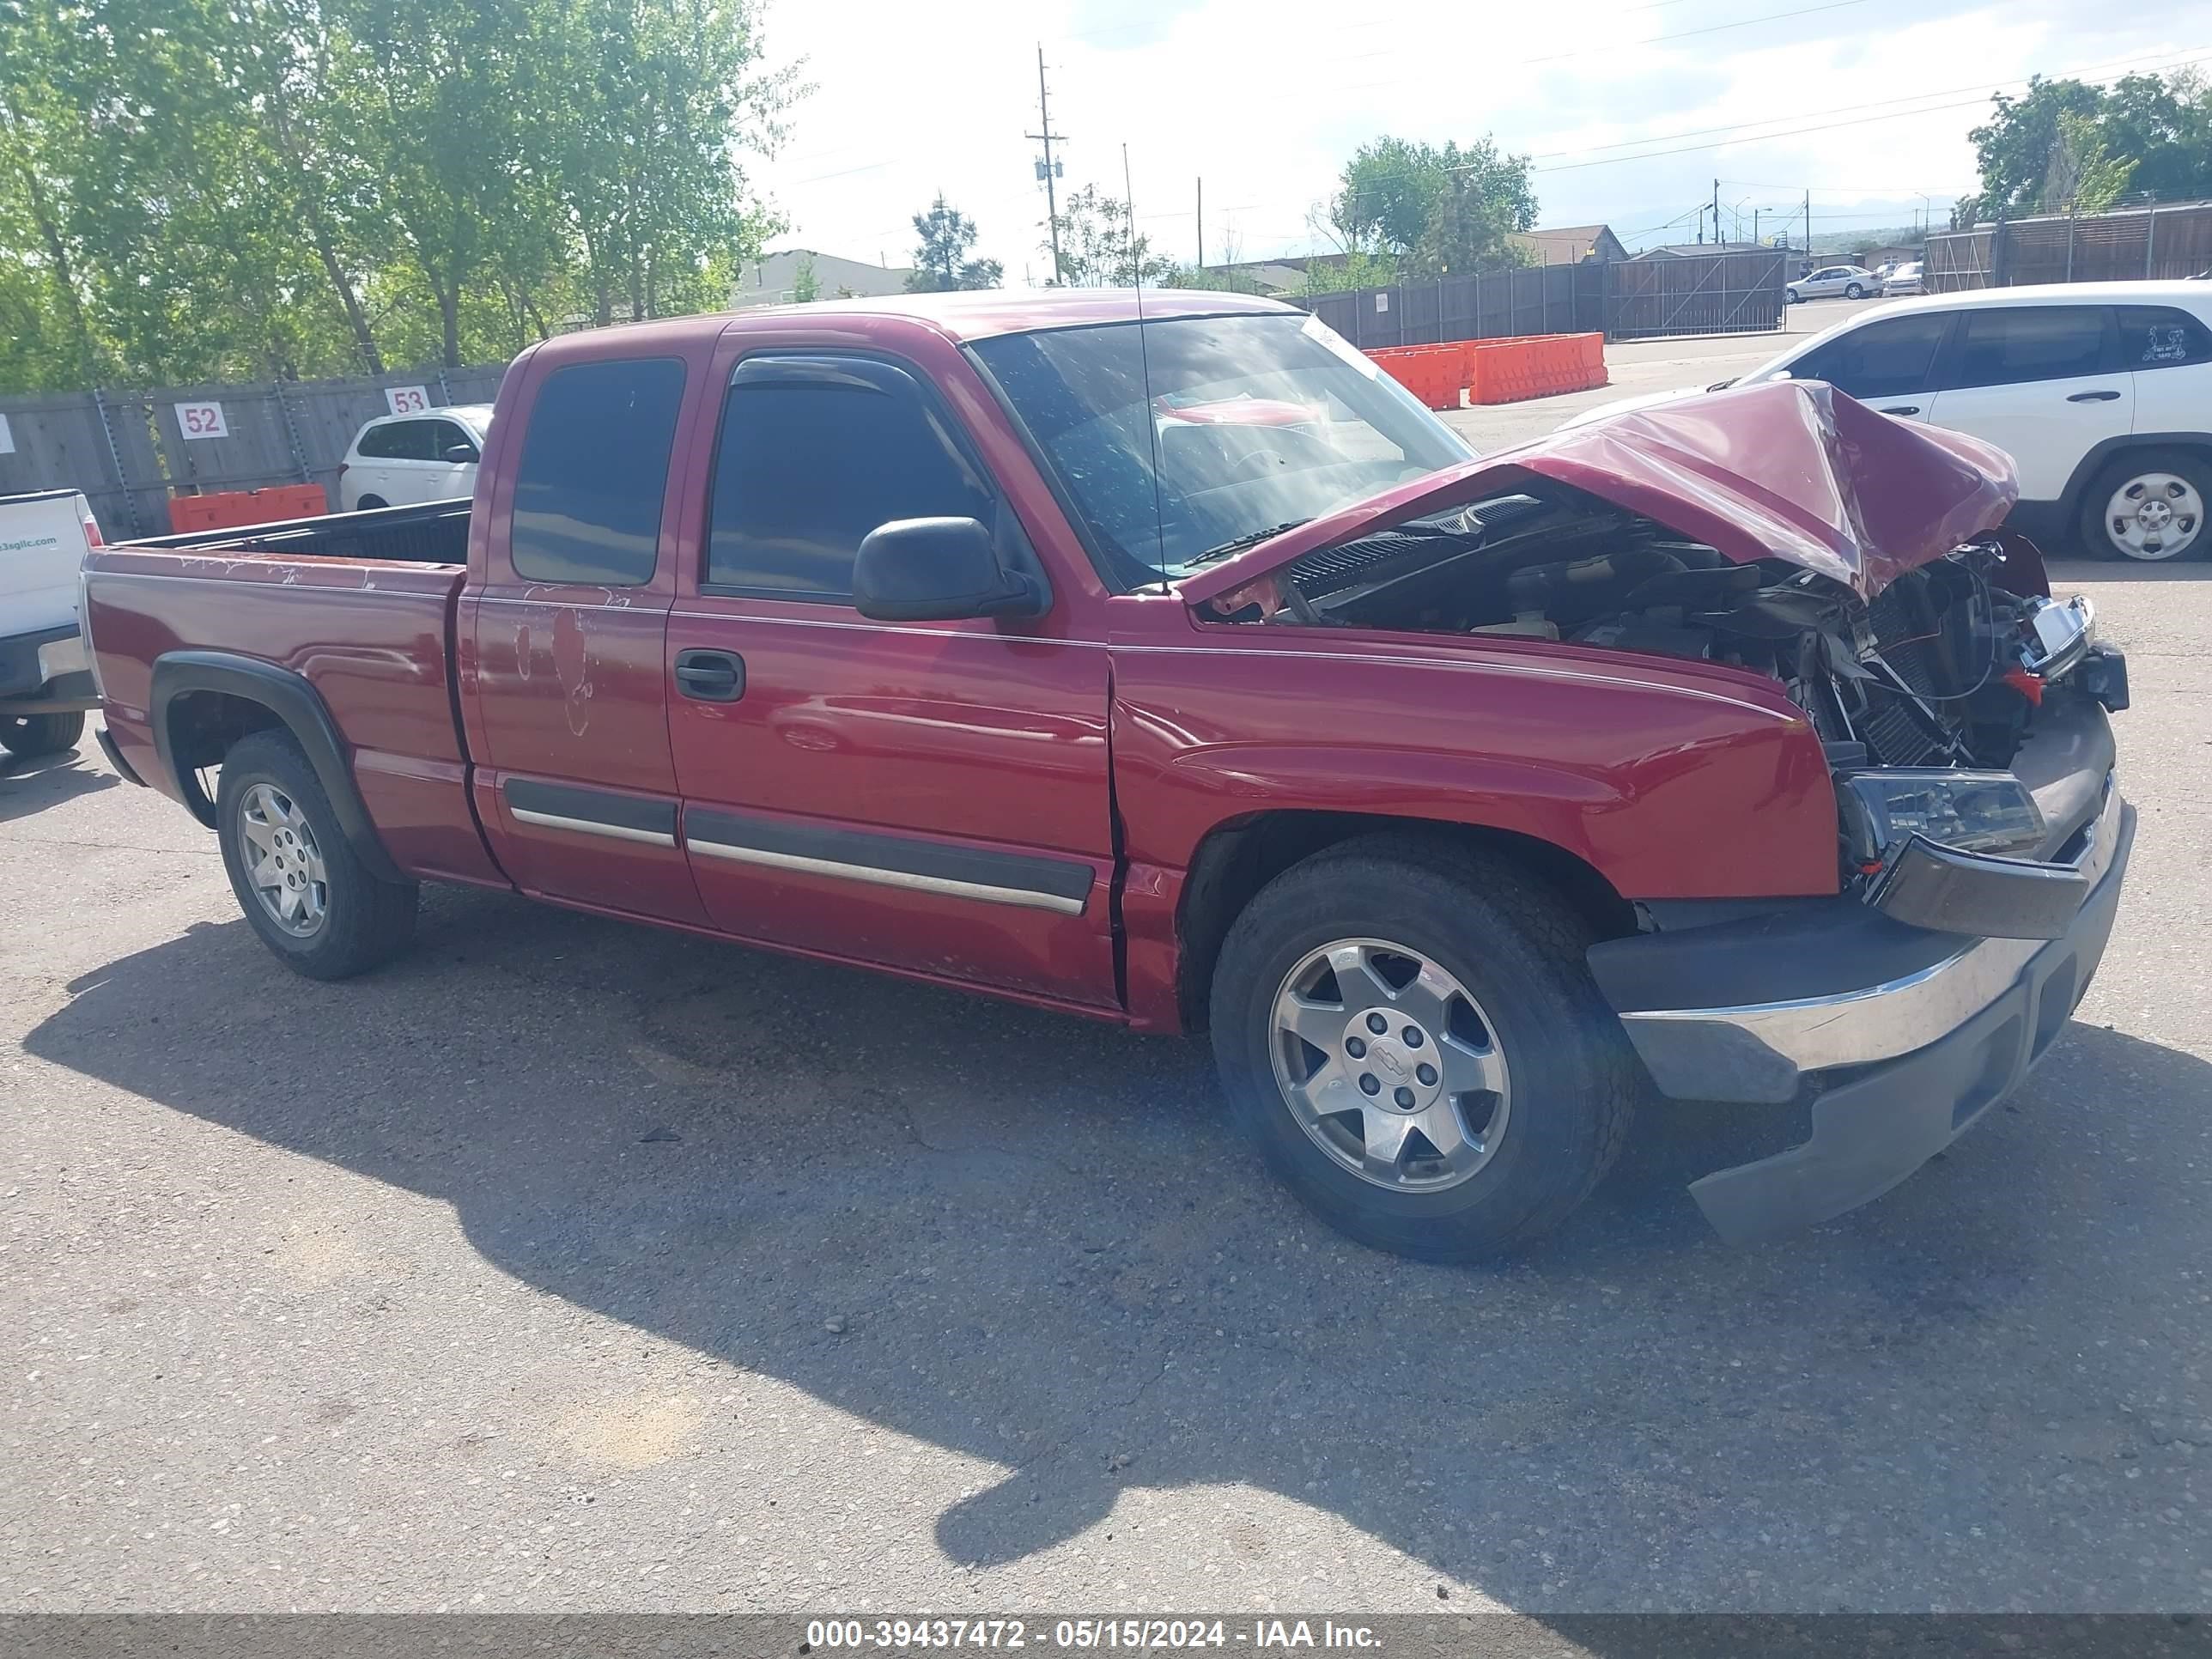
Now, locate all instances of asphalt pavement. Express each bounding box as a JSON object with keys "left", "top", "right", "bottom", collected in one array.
[{"left": 3, "top": 344, "right": 2207, "bottom": 1614}]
